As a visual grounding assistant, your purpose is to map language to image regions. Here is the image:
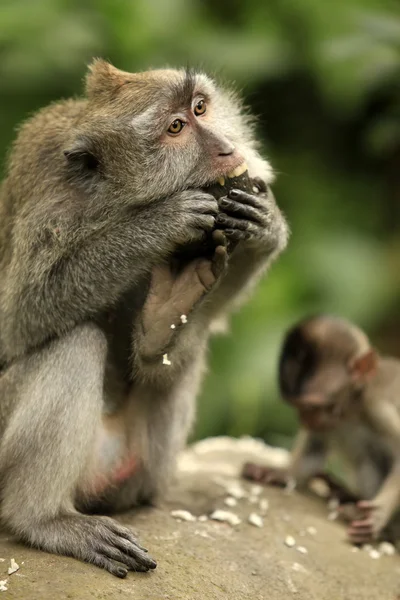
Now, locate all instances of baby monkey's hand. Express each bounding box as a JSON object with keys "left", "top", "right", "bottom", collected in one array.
[{"left": 242, "top": 461, "right": 290, "bottom": 488}]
